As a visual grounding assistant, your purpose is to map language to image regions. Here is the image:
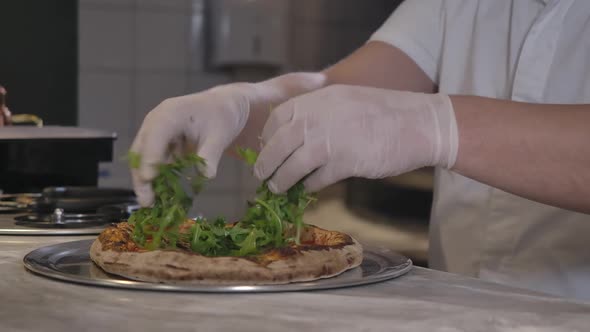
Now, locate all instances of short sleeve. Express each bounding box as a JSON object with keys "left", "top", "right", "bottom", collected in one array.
[{"left": 369, "top": 0, "right": 445, "bottom": 84}]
